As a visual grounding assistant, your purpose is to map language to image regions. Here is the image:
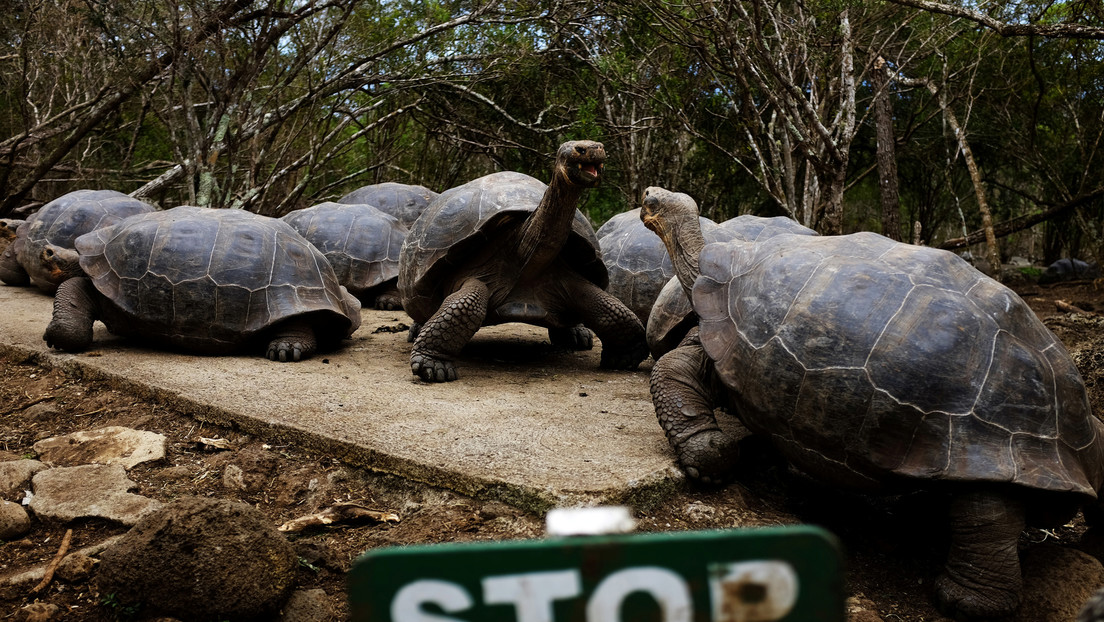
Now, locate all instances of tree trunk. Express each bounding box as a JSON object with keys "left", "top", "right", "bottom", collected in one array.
[{"left": 873, "top": 57, "right": 901, "bottom": 241}]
